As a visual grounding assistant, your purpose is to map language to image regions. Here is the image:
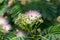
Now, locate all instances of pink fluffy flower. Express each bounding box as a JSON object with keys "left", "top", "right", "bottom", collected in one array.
[
  {"left": 24, "top": 10, "right": 42, "bottom": 24},
  {"left": 0, "top": 17, "right": 11, "bottom": 33},
  {"left": 0, "top": 17, "right": 8, "bottom": 25},
  {"left": 16, "top": 30, "right": 28, "bottom": 37},
  {"left": 25, "top": 10, "right": 42, "bottom": 20},
  {"left": 2, "top": 24, "right": 12, "bottom": 33}
]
